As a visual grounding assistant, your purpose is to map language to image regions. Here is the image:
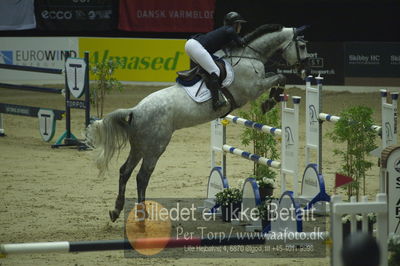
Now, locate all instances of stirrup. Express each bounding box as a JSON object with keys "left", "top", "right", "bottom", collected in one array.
[
  {"left": 213, "top": 101, "right": 226, "bottom": 111},
  {"left": 212, "top": 95, "right": 227, "bottom": 111}
]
